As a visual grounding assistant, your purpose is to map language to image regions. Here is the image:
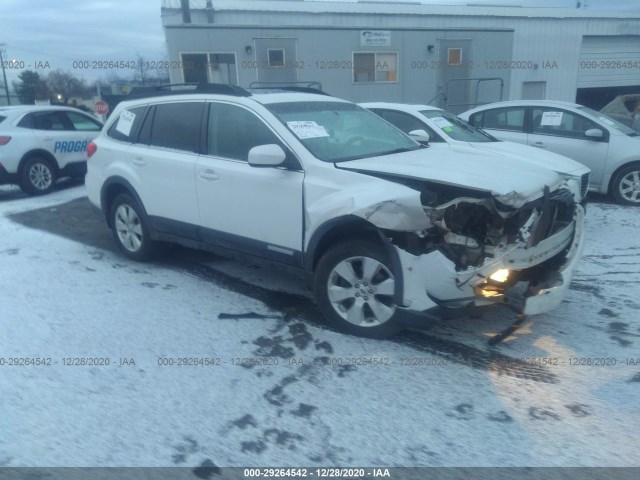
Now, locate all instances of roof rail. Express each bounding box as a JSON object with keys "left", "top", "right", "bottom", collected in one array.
[
  {"left": 248, "top": 81, "right": 331, "bottom": 96},
  {"left": 127, "top": 83, "right": 252, "bottom": 99}
]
